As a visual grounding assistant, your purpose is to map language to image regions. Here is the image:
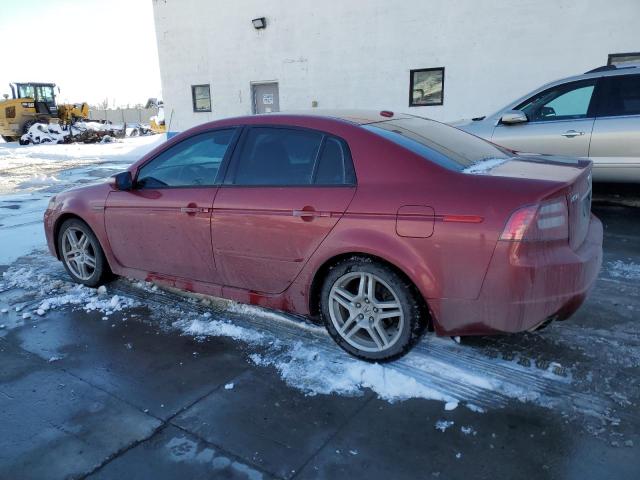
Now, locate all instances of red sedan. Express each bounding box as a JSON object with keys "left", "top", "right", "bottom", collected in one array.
[{"left": 44, "top": 111, "right": 603, "bottom": 361}]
